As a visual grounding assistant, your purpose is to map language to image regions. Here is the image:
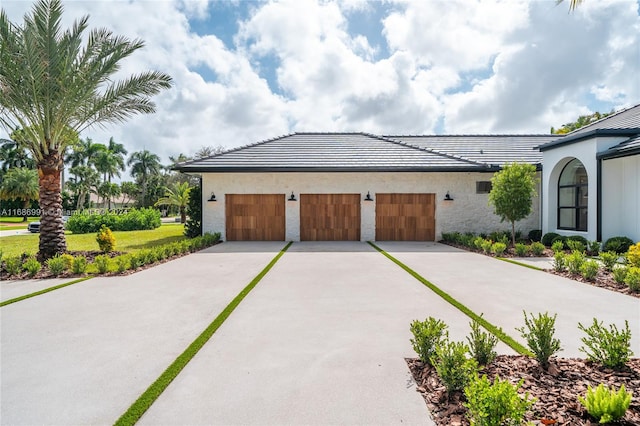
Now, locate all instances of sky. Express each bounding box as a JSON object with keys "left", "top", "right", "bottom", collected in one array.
[{"left": 2, "top": 0, "right": 640, "bottom": 166}]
